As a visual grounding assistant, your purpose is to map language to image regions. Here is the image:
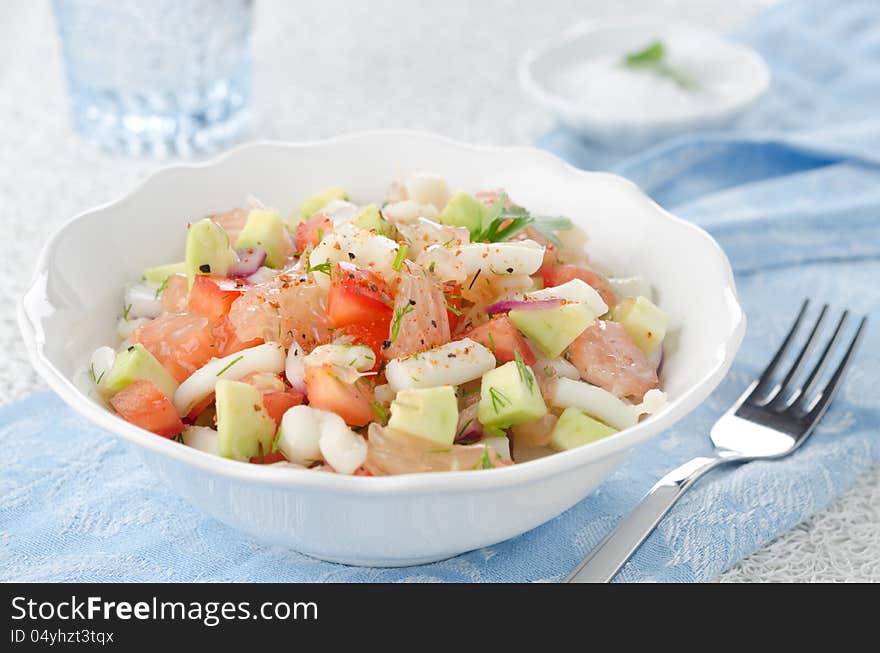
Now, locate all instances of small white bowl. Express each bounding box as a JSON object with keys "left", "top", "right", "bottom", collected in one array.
[
  {"left": 18, "top": 131, "right": 745, "bottom": 567},
  {"left": 519, "top": 18, "right": 771, "bottom": 148}
]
